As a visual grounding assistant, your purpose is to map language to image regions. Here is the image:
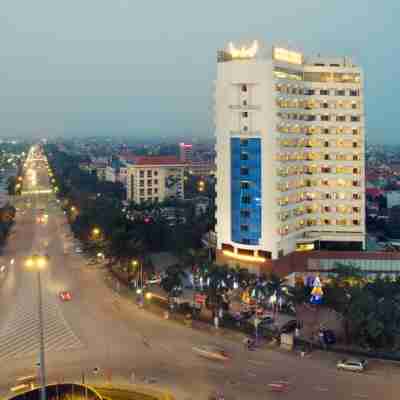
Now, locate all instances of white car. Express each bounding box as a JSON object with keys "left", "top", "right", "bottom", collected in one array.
[{"left": 337, "top": 359, "right": 367, "bottom": 372}]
